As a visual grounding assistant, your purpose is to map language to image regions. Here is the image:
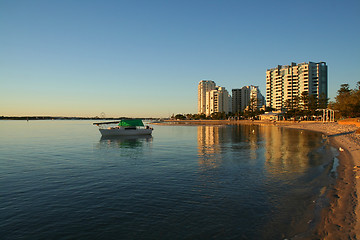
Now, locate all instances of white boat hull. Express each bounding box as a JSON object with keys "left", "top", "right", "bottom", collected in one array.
[{"left": 99, "top": 128, "right": 153, "bottom": 137}]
